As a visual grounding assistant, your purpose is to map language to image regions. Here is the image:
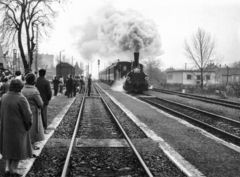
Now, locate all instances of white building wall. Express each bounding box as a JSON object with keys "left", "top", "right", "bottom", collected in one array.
[
  {"left": 167, "top": 72, "right": 183, "bottom": 84},
  {"left": 167, "top": 71, "right": 216, "bottom": 85}
]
